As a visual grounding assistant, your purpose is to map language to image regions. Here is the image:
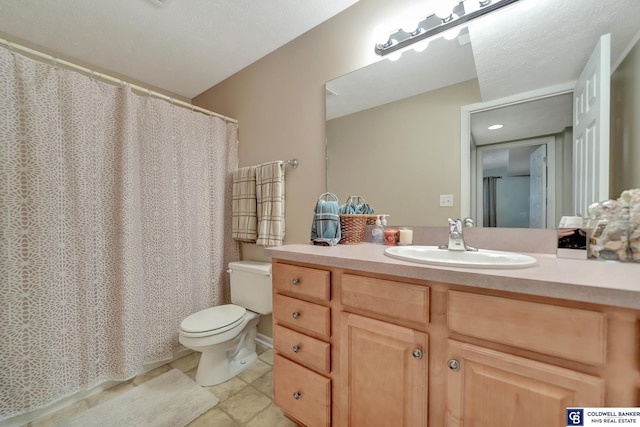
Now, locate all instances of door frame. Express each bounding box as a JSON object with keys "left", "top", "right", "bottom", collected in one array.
[
  {"left": 460, "top": 82, "right": 574, "bottom": 220},
  {"left": 474, "top": 136, "right": 556, "bottom": 228}
]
